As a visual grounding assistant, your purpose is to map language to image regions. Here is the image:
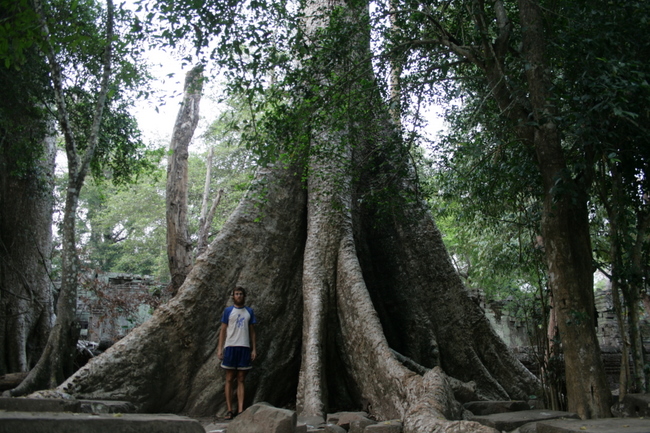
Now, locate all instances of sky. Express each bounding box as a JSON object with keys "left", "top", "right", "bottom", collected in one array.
[
  {"left": 131, "top": 50, "right": 446, "bottom": 153},
  {"left": 130, "top": 49, "right": 220, "bottom": 148}
]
